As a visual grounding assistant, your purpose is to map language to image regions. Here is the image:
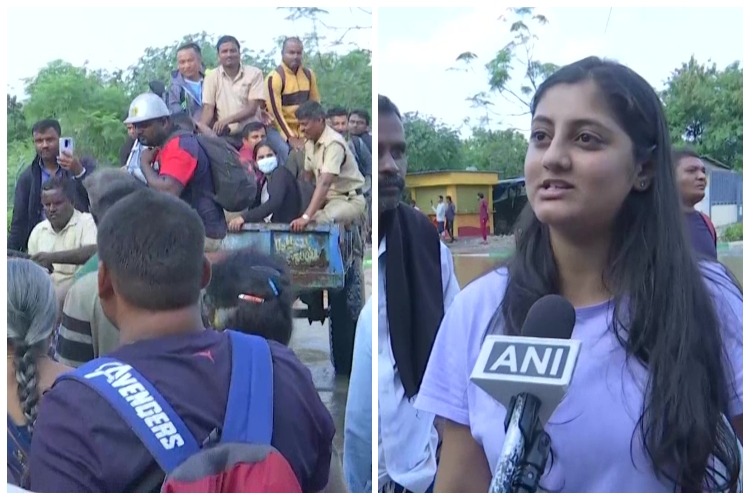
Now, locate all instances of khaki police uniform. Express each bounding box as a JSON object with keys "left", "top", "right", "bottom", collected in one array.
[{"left": 304, "top": 126, "right": 366, "bottom": 225}]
